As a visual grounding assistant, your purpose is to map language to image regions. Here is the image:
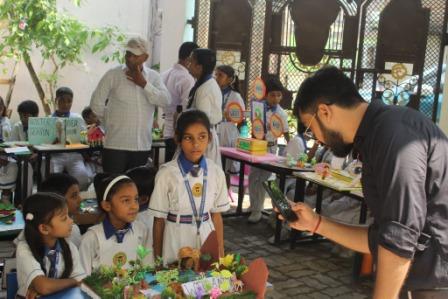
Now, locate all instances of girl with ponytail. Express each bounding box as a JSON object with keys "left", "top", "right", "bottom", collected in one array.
[
  {"left": 186, "top": 48, "right": 223, "bottom": 166},
  {"left": 16, "top": 193, "right": 85, "bottom": 298}
]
